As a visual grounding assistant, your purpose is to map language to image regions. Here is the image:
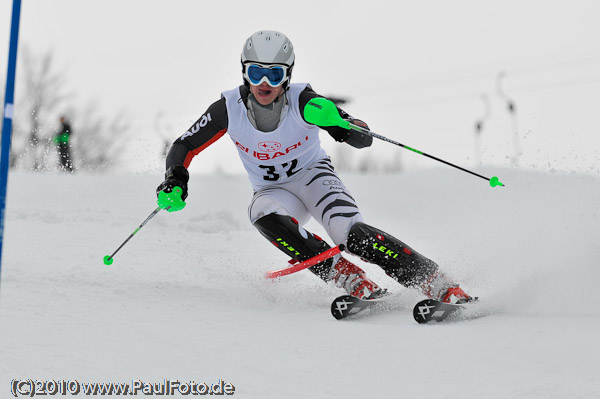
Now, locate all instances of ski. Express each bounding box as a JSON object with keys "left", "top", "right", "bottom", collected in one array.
[
  {"left": 333, "top": 295, "right": 486, "bottom": 322},
  {"left": 413, "top": 299, "right": 484, "bottom": 324},
  {"left": 331, "top": 295, "right": 389, "bottom": 320}
]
